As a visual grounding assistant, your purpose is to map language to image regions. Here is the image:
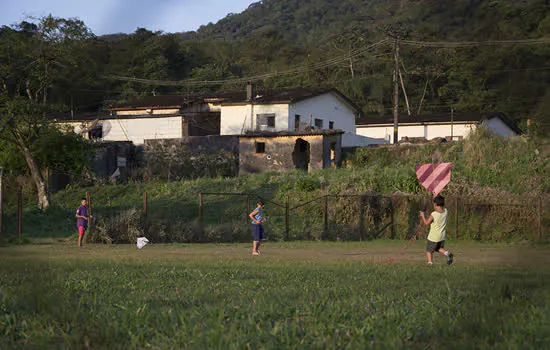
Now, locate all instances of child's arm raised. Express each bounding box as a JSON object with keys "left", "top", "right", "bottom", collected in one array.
[{"left": 419, "top": 211, "right": 433, "bottom": 226}]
